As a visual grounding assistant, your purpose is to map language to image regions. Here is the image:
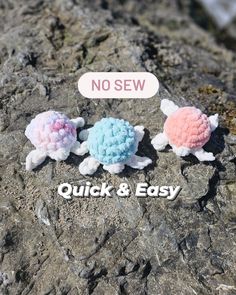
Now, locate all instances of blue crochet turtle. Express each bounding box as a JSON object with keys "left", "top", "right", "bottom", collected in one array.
[{"left": 79, "top": 117, "right": 152, "bottom": 175}]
